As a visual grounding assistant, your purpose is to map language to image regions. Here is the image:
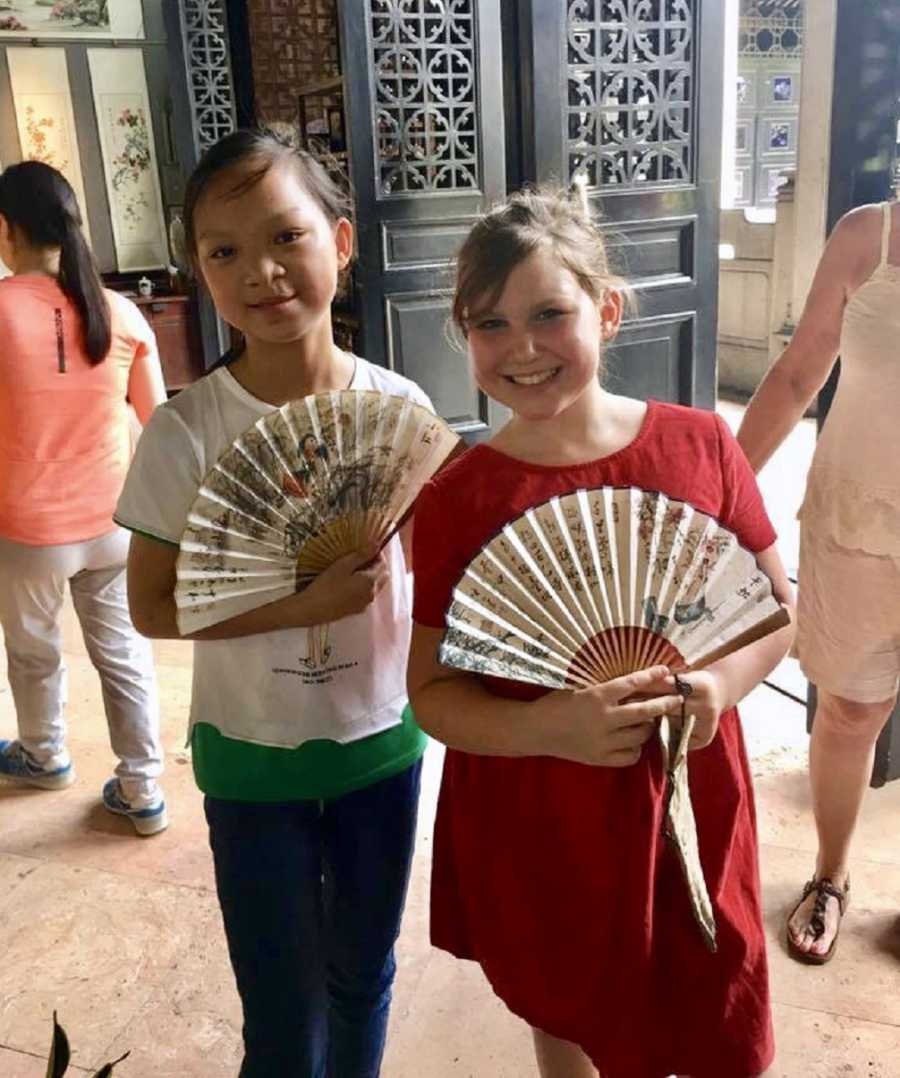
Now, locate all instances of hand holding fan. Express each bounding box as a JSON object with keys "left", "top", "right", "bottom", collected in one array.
[
  {"left": 438, "top": 485, "right": 791, "bottom": 951},
  {"left": 175, "top": 390, "right": 460, "bottom": 634}
]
